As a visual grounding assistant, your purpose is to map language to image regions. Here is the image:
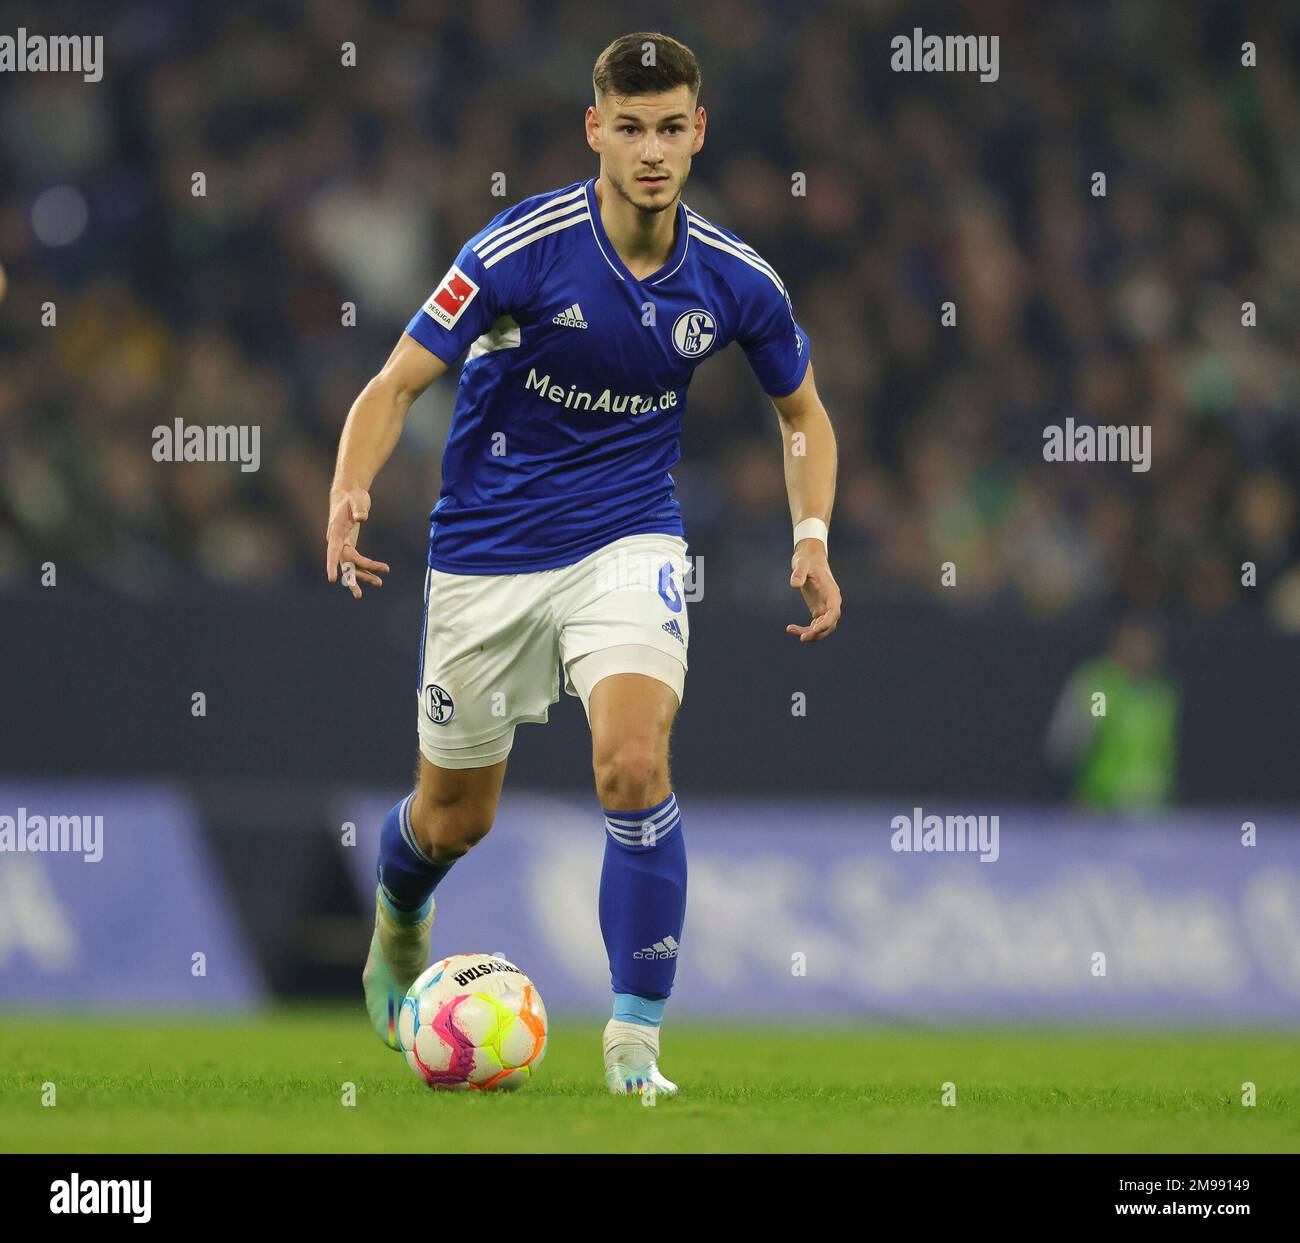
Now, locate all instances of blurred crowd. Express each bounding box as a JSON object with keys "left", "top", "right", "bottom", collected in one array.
[{"left": 0, "top": 0, "right": 1297, "bottom": 623}]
